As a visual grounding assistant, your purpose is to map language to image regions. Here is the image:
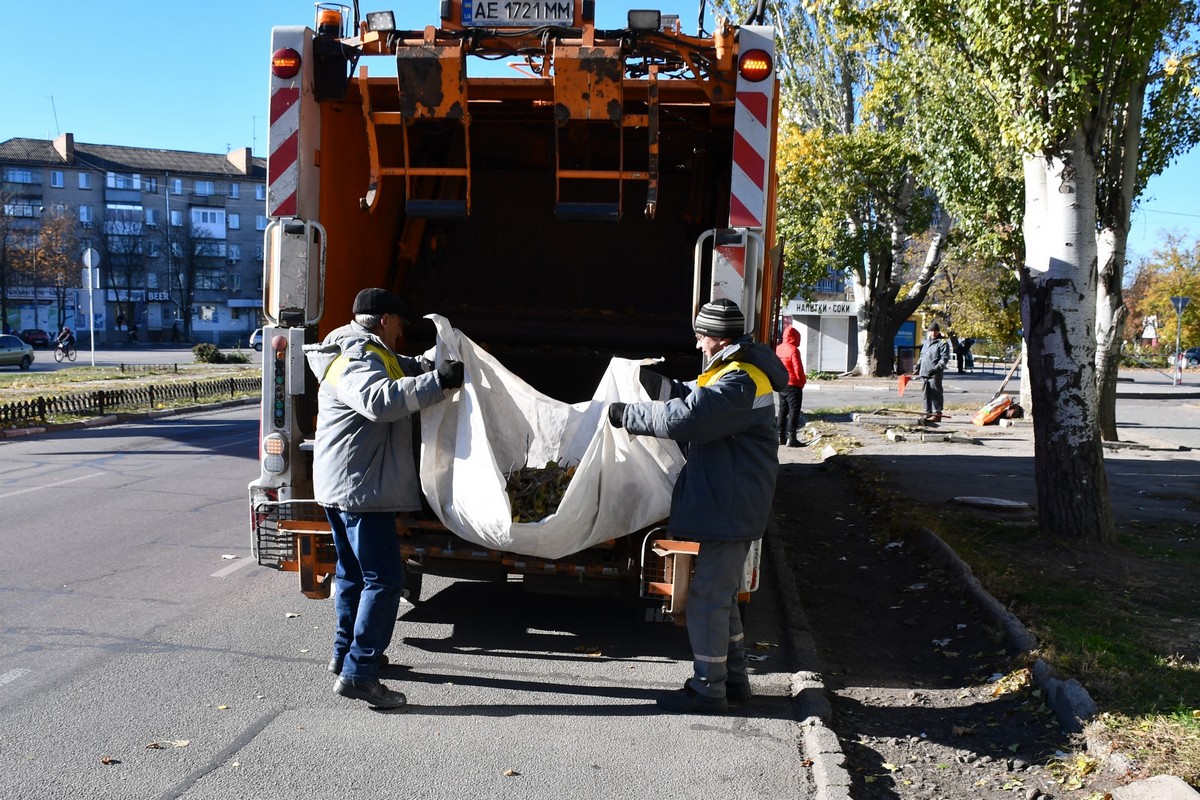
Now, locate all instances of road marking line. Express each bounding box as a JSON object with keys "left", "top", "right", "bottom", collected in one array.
[
  {"left": 0, "top": 471, "right": 103, "bottom": 500},
  {"left": 0, "top": 668, "right": 31, "bottom": 688},
  {"left": 210, "top": 557, "right": 257, "bottom": 578}
]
